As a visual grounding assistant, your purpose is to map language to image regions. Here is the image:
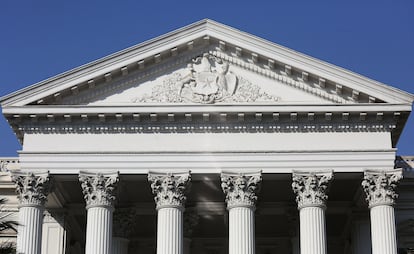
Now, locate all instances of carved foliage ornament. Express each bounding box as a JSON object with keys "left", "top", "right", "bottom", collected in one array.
[
  {"left": 292, "top": 171, "right": 333, "bottom": 209},
  {"left": 362, "top": 169, "right": 402, "bottom": 208},
  {"left": 183, "top": 210, "right": 200, "bottom": 237},
  {"left": 11, "top": 171, "right": 52, "bottom": 207},
  {"left": 113, "top": 208, "right": 137, "bottom": 238},
  {"left": 148, "top": 172, "right": 191, "bottom": 210},
  {"left": 221, "top": 172, "right": 262, "bottom": 209},
  {"left": 136, "top": 53, "right": 279, "bottom": 104},
  {"left": 79, "top": 172, "right": 119, "bottom": 209}
]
